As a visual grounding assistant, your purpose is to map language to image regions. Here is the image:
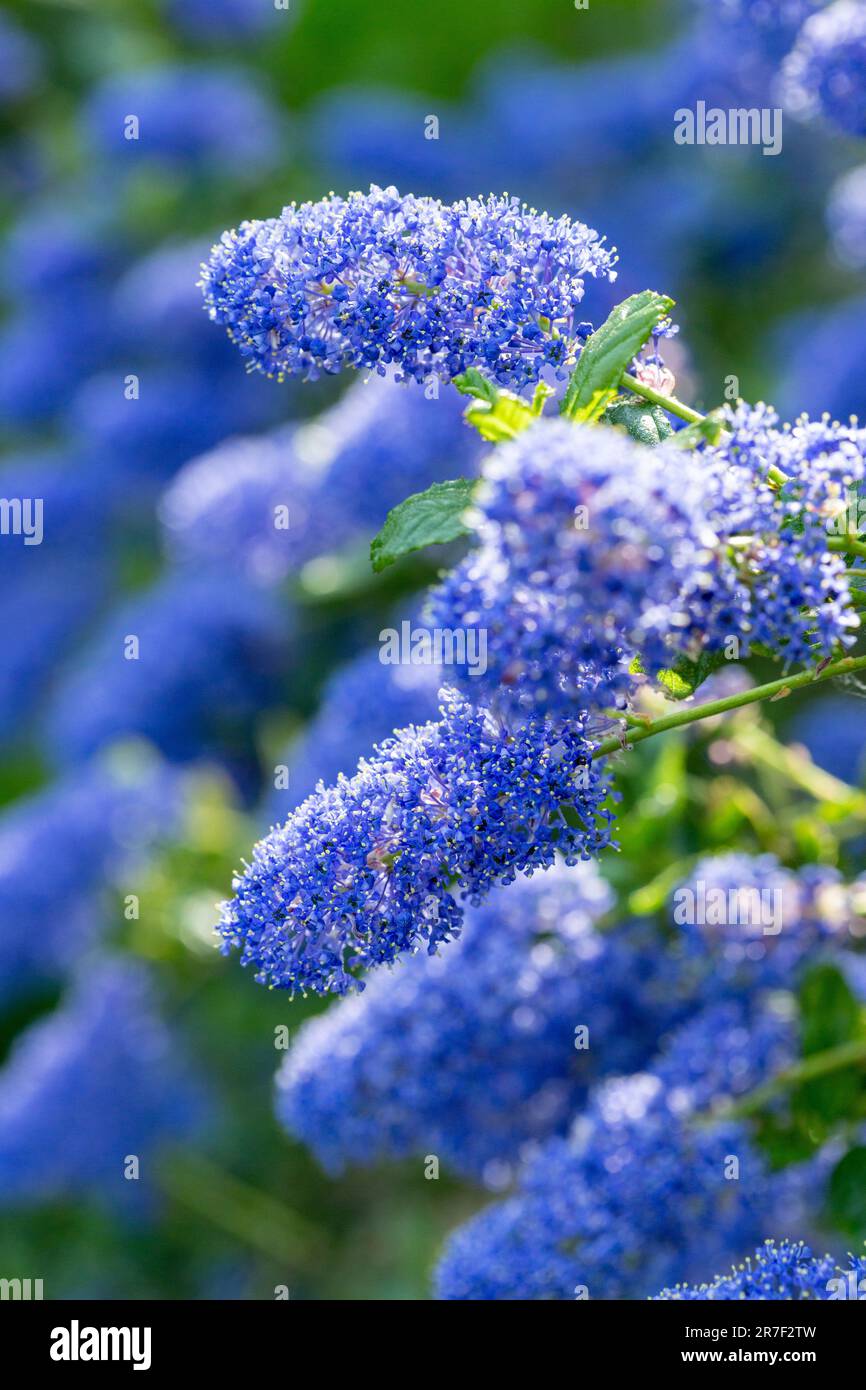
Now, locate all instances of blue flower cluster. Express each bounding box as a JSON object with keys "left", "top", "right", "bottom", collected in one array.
[
  {"left": 428, "top": 421, "right": 718, "bottom": 723},
  {"left": 429, "top": 410, "right": 863, "bottom": 725},
  {"left": 0, "top": 958, "right": 209, "bottom": 1211},
  {"left": 218, "top": 688, "right": 614, "bottom": 996},
  {"left": 783, "top": 0, "right": 866, "bottom": 136},
  {"left": 276, "top": 864, "right": 663, "bottom": 1183},
  {"left": 275, "top": 851, "right": 851, "bottom": 1183},
  {"left": 0, "top": 761, "right": 176, "bottom": 1006},
  {"left": 654, "top": 1239, "right": 866, "bottom": 1300},
  {"left": 700, "top": 404, "right": 864, "bottom": 662},
  {"left": 434, "top": 1000, "right": 812, "bottom": 1300},
  {"left": 200, "top": 185, "right": 618, "bottom": 390}
]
